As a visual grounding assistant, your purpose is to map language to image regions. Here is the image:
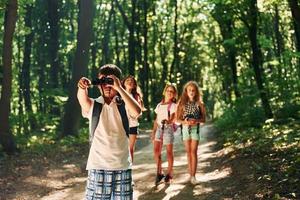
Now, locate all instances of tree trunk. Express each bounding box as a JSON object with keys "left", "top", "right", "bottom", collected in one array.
[
  {"left": 273, "top": 4, "right": 284, "bottom": 79},
  {"left": 169, "top": 0, "right": 178, "bottom": 82},
  {"left": 102, "top": 5, "right": 113, "bottom": 64},
  {"left": 142, "top": 0, "right": 150, "bottom": 120},
  {"left": 288, "top": 0, "right": 300, "bottom": 78},
  {"left": 113, "top": 8, "right": 121, "bottom": 67},
  {"left": 213, "top": 3, "right": 240, "bottom": 99},
  {"left": 248, "top": 0, "right": 273, "bottom": 118},
  {"left": 47, "top": 0, "right": 60, "bottom": 88},
  {"left": 114, "top": 0, "right": 136, "bottom": 75},
  {"left": 288, "top": 0, "right": 300, "bottom": 52},
  {"left": 62, "top": 0, "right": 94, "bottom": 136},
  {"left": 21, "top": 5, "right": 36, "bottom": 130},
  {"left": 159, "top": 31, "right": 168, "bottom": 84},
  {"left": 0, "top": 0, "right": 18, "bottom": 154}
]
